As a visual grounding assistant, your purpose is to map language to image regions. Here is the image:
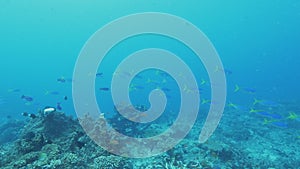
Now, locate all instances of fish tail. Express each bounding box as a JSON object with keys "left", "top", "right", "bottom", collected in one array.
[
  {"left": 228, "top": 102, "right": 237, "bottom": 109},
  {"left": 250, "top": 108, "right": 255, "bottom": 113},
  {"left": 234, "top": 85, "right": 240, "bottom": 92},
  {"left": 200, "top": 79, "right": 206, "bottom": 85},
  {"left": 201, "top": 99, "right": 210, "bottom": 104},
  {"left": 253, "top": 98, "right": 261, "bottom": 105},
  {"left": 263, "top": 118, "right": 270, "bottom": 125}
]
